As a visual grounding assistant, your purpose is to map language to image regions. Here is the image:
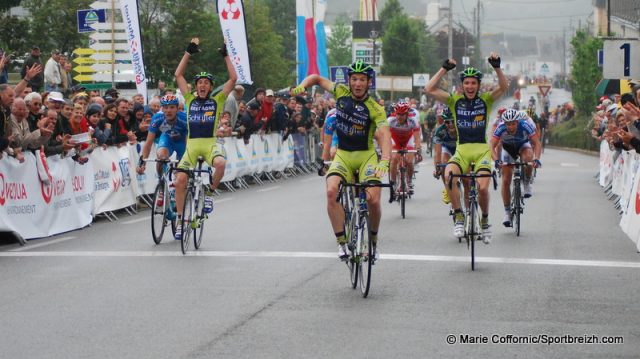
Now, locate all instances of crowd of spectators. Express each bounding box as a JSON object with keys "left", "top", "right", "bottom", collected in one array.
[{"left": 590, "top": 85, "right": 640, "bottom": 154}]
